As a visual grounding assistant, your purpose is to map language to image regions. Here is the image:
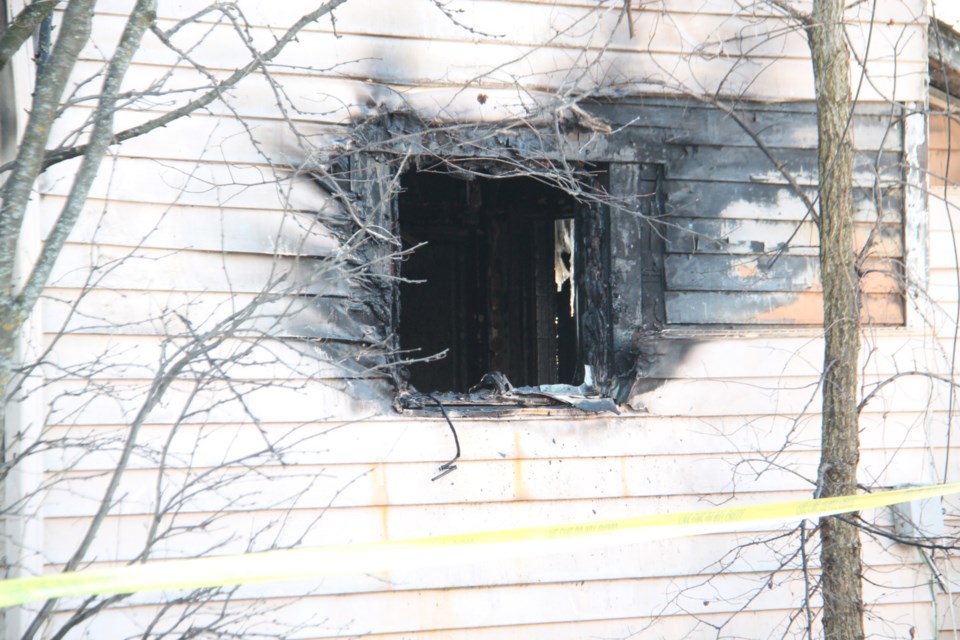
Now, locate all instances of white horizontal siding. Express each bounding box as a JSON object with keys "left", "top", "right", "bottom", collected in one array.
[
  {"left": 78, "top": 0, "right": 925, "bottom": 103},
  {"left": 97, "top": 0, "right": 931, "bottom": 37},
  {"left": 35, "top": 498, "right": 922, "bottom": 569},
  {"left": 40, "top": 198, "right": 340, "bottom": 257},
  {"left": 77, "top": 10, "right": 921, "bottom": 73},
  {"left": 19, "top": 2, "right": 948, "bottom": 640},
  {"left": 42, "top": 571, "right": 934, "bottom": 639},
  {"left": 42, "top": 605, "right": 934, "bottom": 640},
  {"left": 38, "top": 408, "right": 949, "bottom": 474},
  {"left": 41, "top": 449, "right": 937, "bottom": 520},
  {"left": 42, "top": 378, "right": 390, "bottom": 427},
  {"left": 40, "top": 288, "right": 384, "bottom": 342},
  {"left": 48, "top": 98, "right": 906, "bottom": 172},
  {"left": 34, "top": 367, "right": 951, "bottom": 426},
  {"left": 46, "top": 245, "right": 348, "bottom": 295},
  {"left": 39, "top": 334, "right": 369, "bottom": 380},
  {"left": 35, "top": 332, "right": 960, "bottom": 382},
  {"left": 40, "top": 156, "right": 334, "bottom": 210},
  {"left": 927, "top": 190, "right": 960, "bottom": 342}
]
